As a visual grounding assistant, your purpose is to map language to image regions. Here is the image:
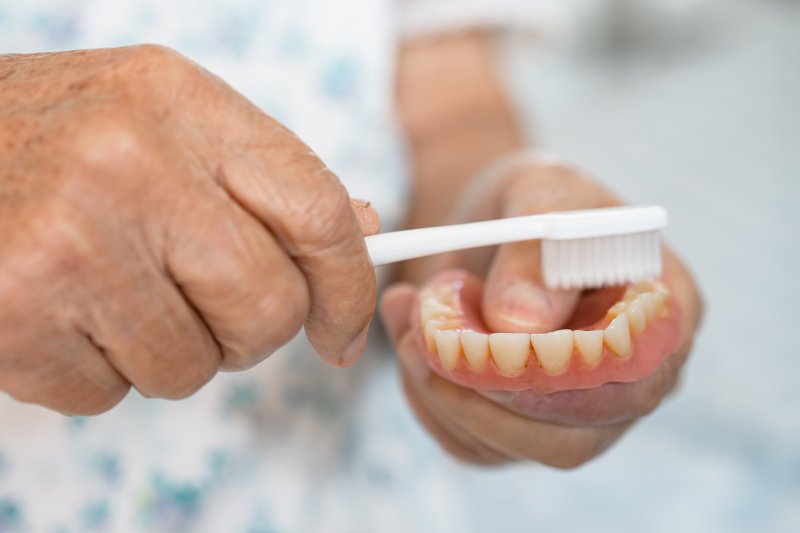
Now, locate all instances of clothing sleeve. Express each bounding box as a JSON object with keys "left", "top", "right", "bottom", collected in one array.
[{"left": 395, "top": 0, "right": 576, "bottom": 40}]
